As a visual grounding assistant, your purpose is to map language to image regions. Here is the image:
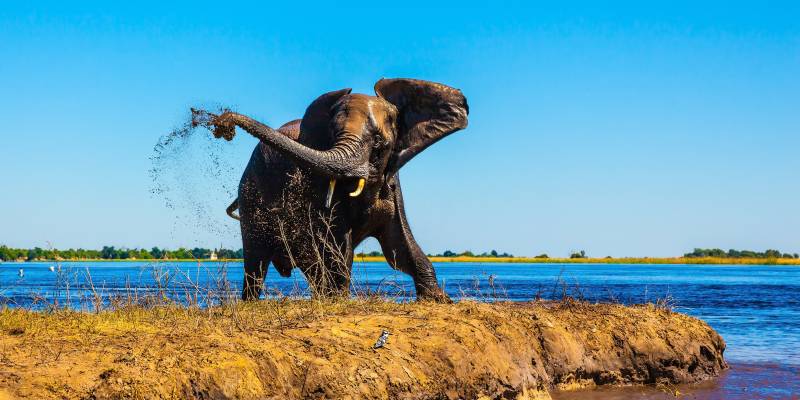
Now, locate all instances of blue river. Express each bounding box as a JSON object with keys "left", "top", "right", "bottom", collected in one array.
[{"left": 1, "top": 261, "right": 798, "bottom": 397}]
